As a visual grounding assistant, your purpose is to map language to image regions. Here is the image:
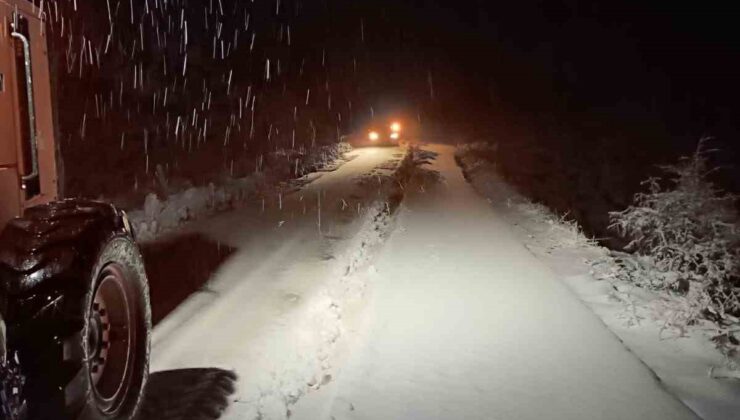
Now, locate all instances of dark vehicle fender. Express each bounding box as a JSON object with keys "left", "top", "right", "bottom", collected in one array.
[{"left": 0, "top": 199, "right": 133, "bottom": 299}]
